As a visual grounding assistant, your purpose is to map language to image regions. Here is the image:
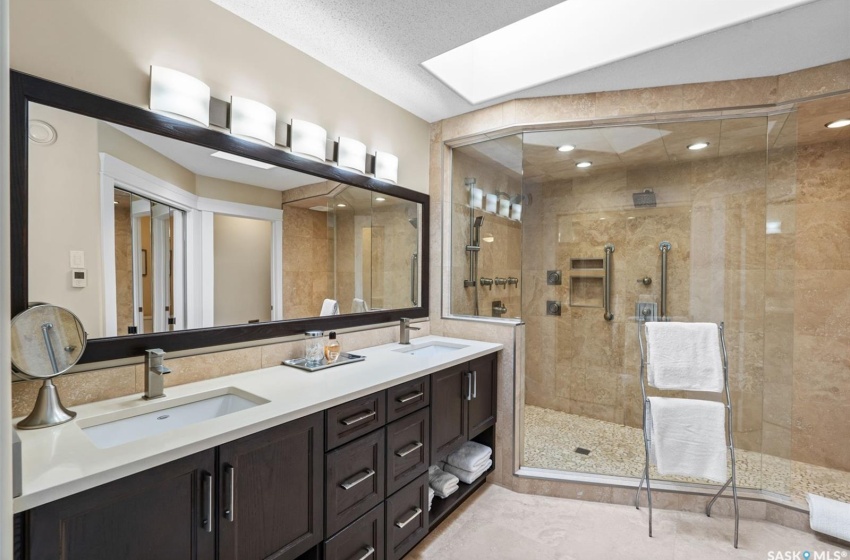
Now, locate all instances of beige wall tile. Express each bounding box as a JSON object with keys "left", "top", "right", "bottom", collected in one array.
[
  {"left": 682, "top": 77, "right": 777, "bottom": 110},
  {"left": 595, "top": 86, "right": 683, "bottom": 117},
  {"left": 12, "top": 366, "right": 137, "bottom": 418},
  {"left": 777, "top": 59, "right": 850, "bottom": 103}
]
